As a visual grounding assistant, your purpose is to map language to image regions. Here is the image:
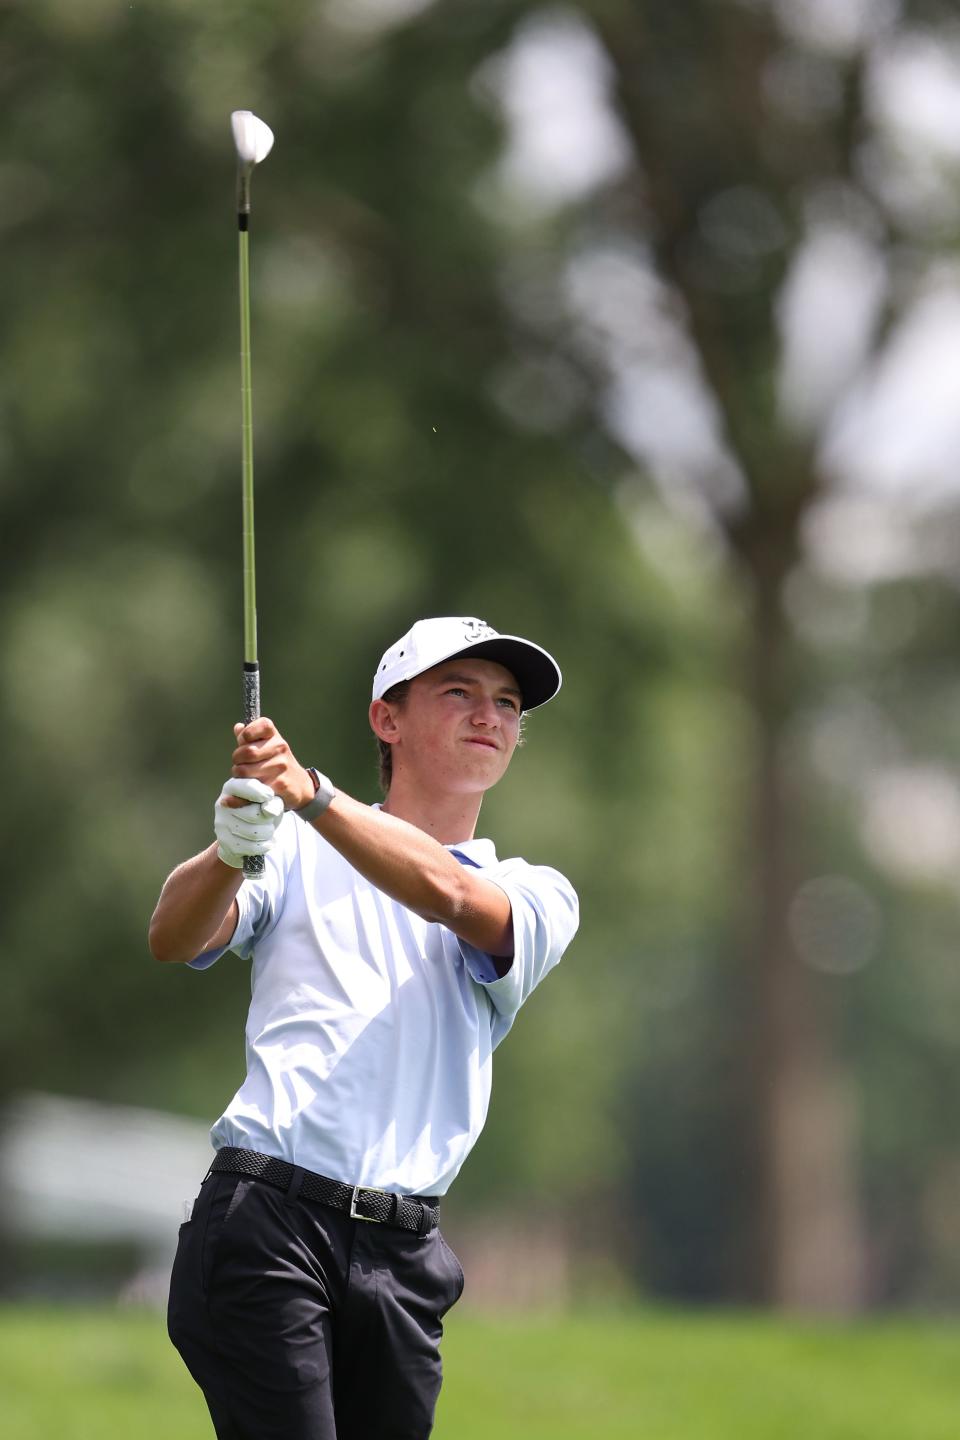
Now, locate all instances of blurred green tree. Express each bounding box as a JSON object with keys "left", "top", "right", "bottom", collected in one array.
[{"left": 4, "top": 0, "right": 960, "bottom": 1312}]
